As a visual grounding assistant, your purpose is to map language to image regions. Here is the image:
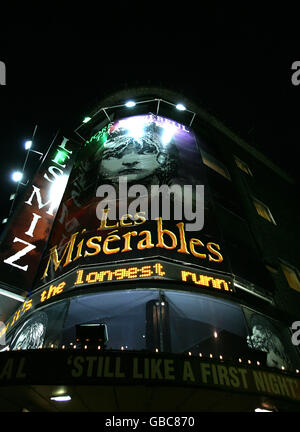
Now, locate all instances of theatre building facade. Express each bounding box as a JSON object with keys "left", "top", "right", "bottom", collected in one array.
[{"left": 0, "top": 88, "right": 300, "bottom": 412}]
